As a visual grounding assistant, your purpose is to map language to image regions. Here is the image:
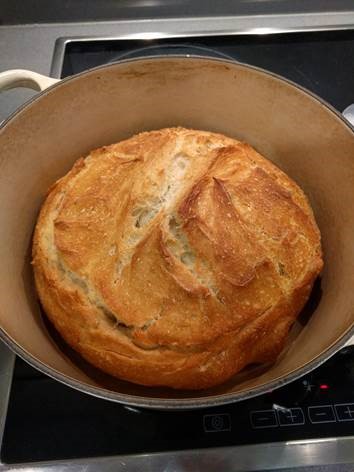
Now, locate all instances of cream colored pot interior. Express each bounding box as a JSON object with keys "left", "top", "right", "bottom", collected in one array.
[{"left": 0, "top": 58, "right": 353, "bottom": 406}]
